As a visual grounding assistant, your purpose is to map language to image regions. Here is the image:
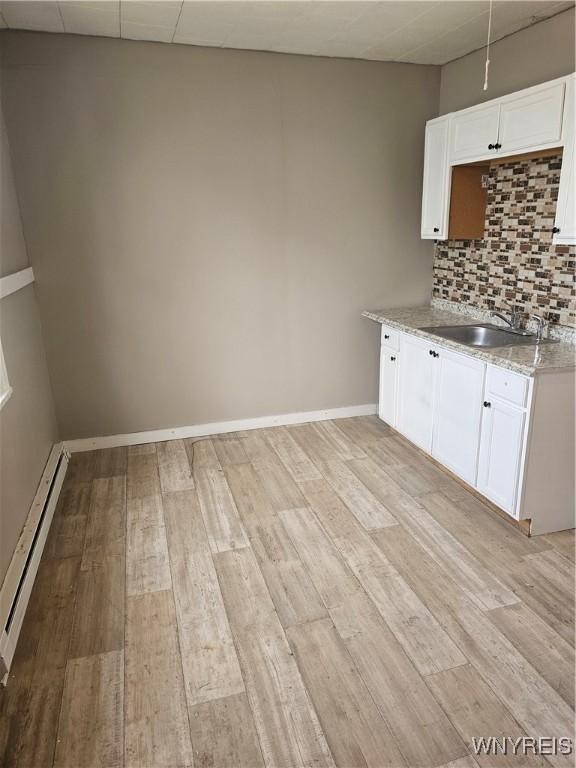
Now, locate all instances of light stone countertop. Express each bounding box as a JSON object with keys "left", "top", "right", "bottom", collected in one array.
[{"left": 362, "top": 306, "right": 576, "bottom": 376}]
